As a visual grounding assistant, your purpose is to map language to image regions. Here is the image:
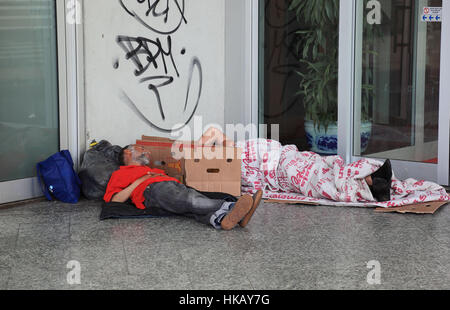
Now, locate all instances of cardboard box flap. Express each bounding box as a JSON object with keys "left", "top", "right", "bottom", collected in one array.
[
  {"left": 141, "top": 136, "right": 174, "bottom": 143},
  {"left": 137, "top": 139, "right": 176, "bottom": 149},
  {"left": 135, "top": 138, "right": 185, "bottom": 179},
  {"left": 183, "top": 146, "right": 241, "bottom": 159}
]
